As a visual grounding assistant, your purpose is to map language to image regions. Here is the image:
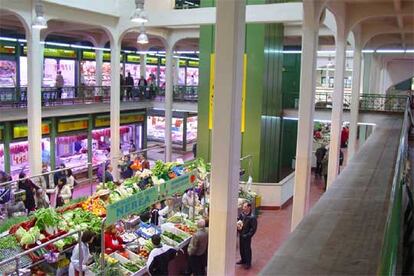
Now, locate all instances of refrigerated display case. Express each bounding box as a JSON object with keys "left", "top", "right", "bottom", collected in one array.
[
  {"left": 186, "top": 68, "right": 199, "bottom": 86},
  {"left": 9, "top": 139, "right": 51, "bottom": 179},
  {"left": 0, "top": 60, "right": 16, "bottom": 87},
  {"left": 0, "top": 144, "right": 4, "bottom": 173},
  {"left": 186, "top": 116, "right": 197, "bottom": 143}
]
